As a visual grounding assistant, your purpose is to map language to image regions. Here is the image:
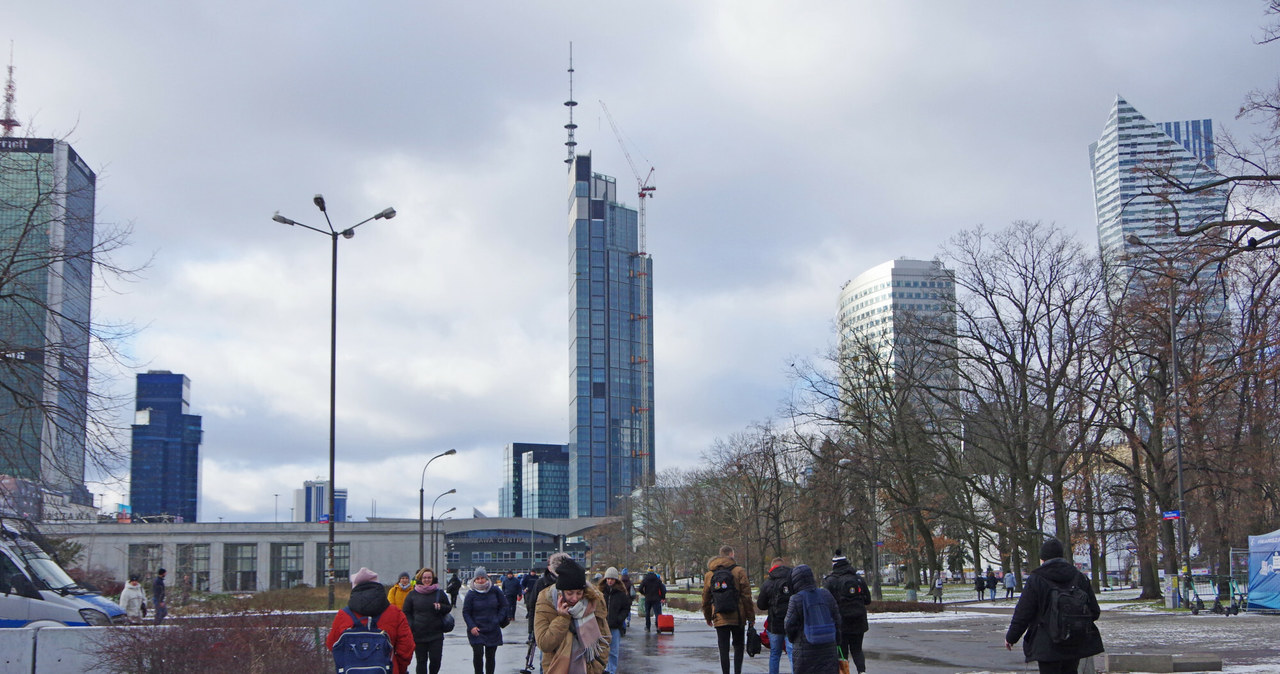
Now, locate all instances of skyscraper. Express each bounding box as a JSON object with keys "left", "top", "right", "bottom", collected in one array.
[
  {"left": 0, "top": 137, "right": 96, "bottom": 510},
  {"left": 566, "top": 154, "right": 655, "bottom": 517},
  {"left": 294, "top": 480, "right": 347, "bottom": 523},
  {"left": 1089, "top": 96, "right": 1226, "bottom": 267},
  {"left": 499, "top": 442, "right": 569, "bottom": 518},
  {"left": 130, "top": 371, "right": 203, "bottom": 522}
]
